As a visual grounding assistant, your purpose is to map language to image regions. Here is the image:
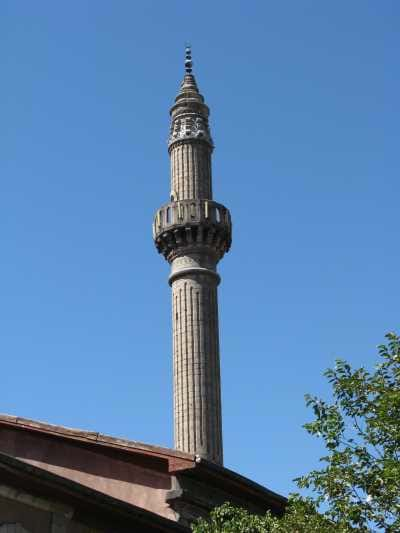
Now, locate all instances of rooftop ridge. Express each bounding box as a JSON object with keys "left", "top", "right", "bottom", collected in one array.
[{"left": 0, "top": 413, "right": 195, "bottom": 462}]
